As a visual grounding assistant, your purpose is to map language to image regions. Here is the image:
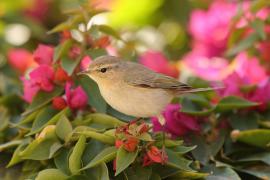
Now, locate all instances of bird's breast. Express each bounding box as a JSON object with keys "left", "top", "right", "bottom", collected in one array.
[{"left": 98, "top": 82, "right": 173, "bottom": 118}]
